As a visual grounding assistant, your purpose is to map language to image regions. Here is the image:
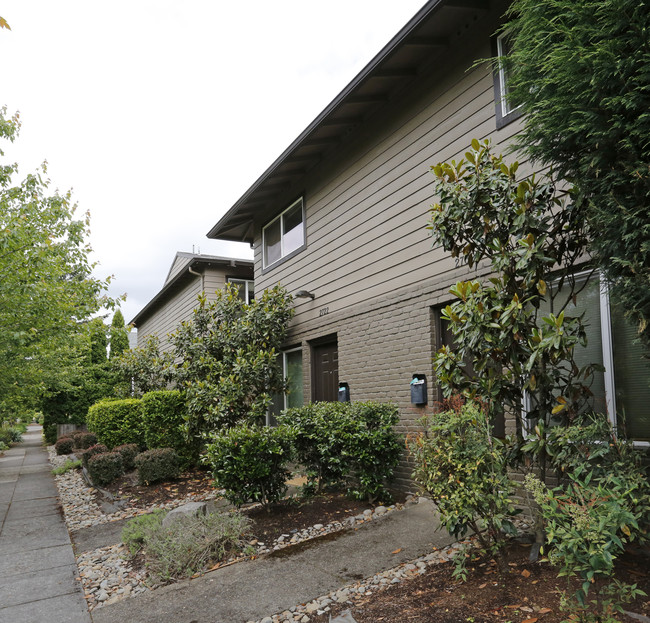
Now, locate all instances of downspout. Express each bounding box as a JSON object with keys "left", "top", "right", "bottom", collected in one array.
[{"left": 188, "top": 264, "right": 204, "bottom": 292}]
